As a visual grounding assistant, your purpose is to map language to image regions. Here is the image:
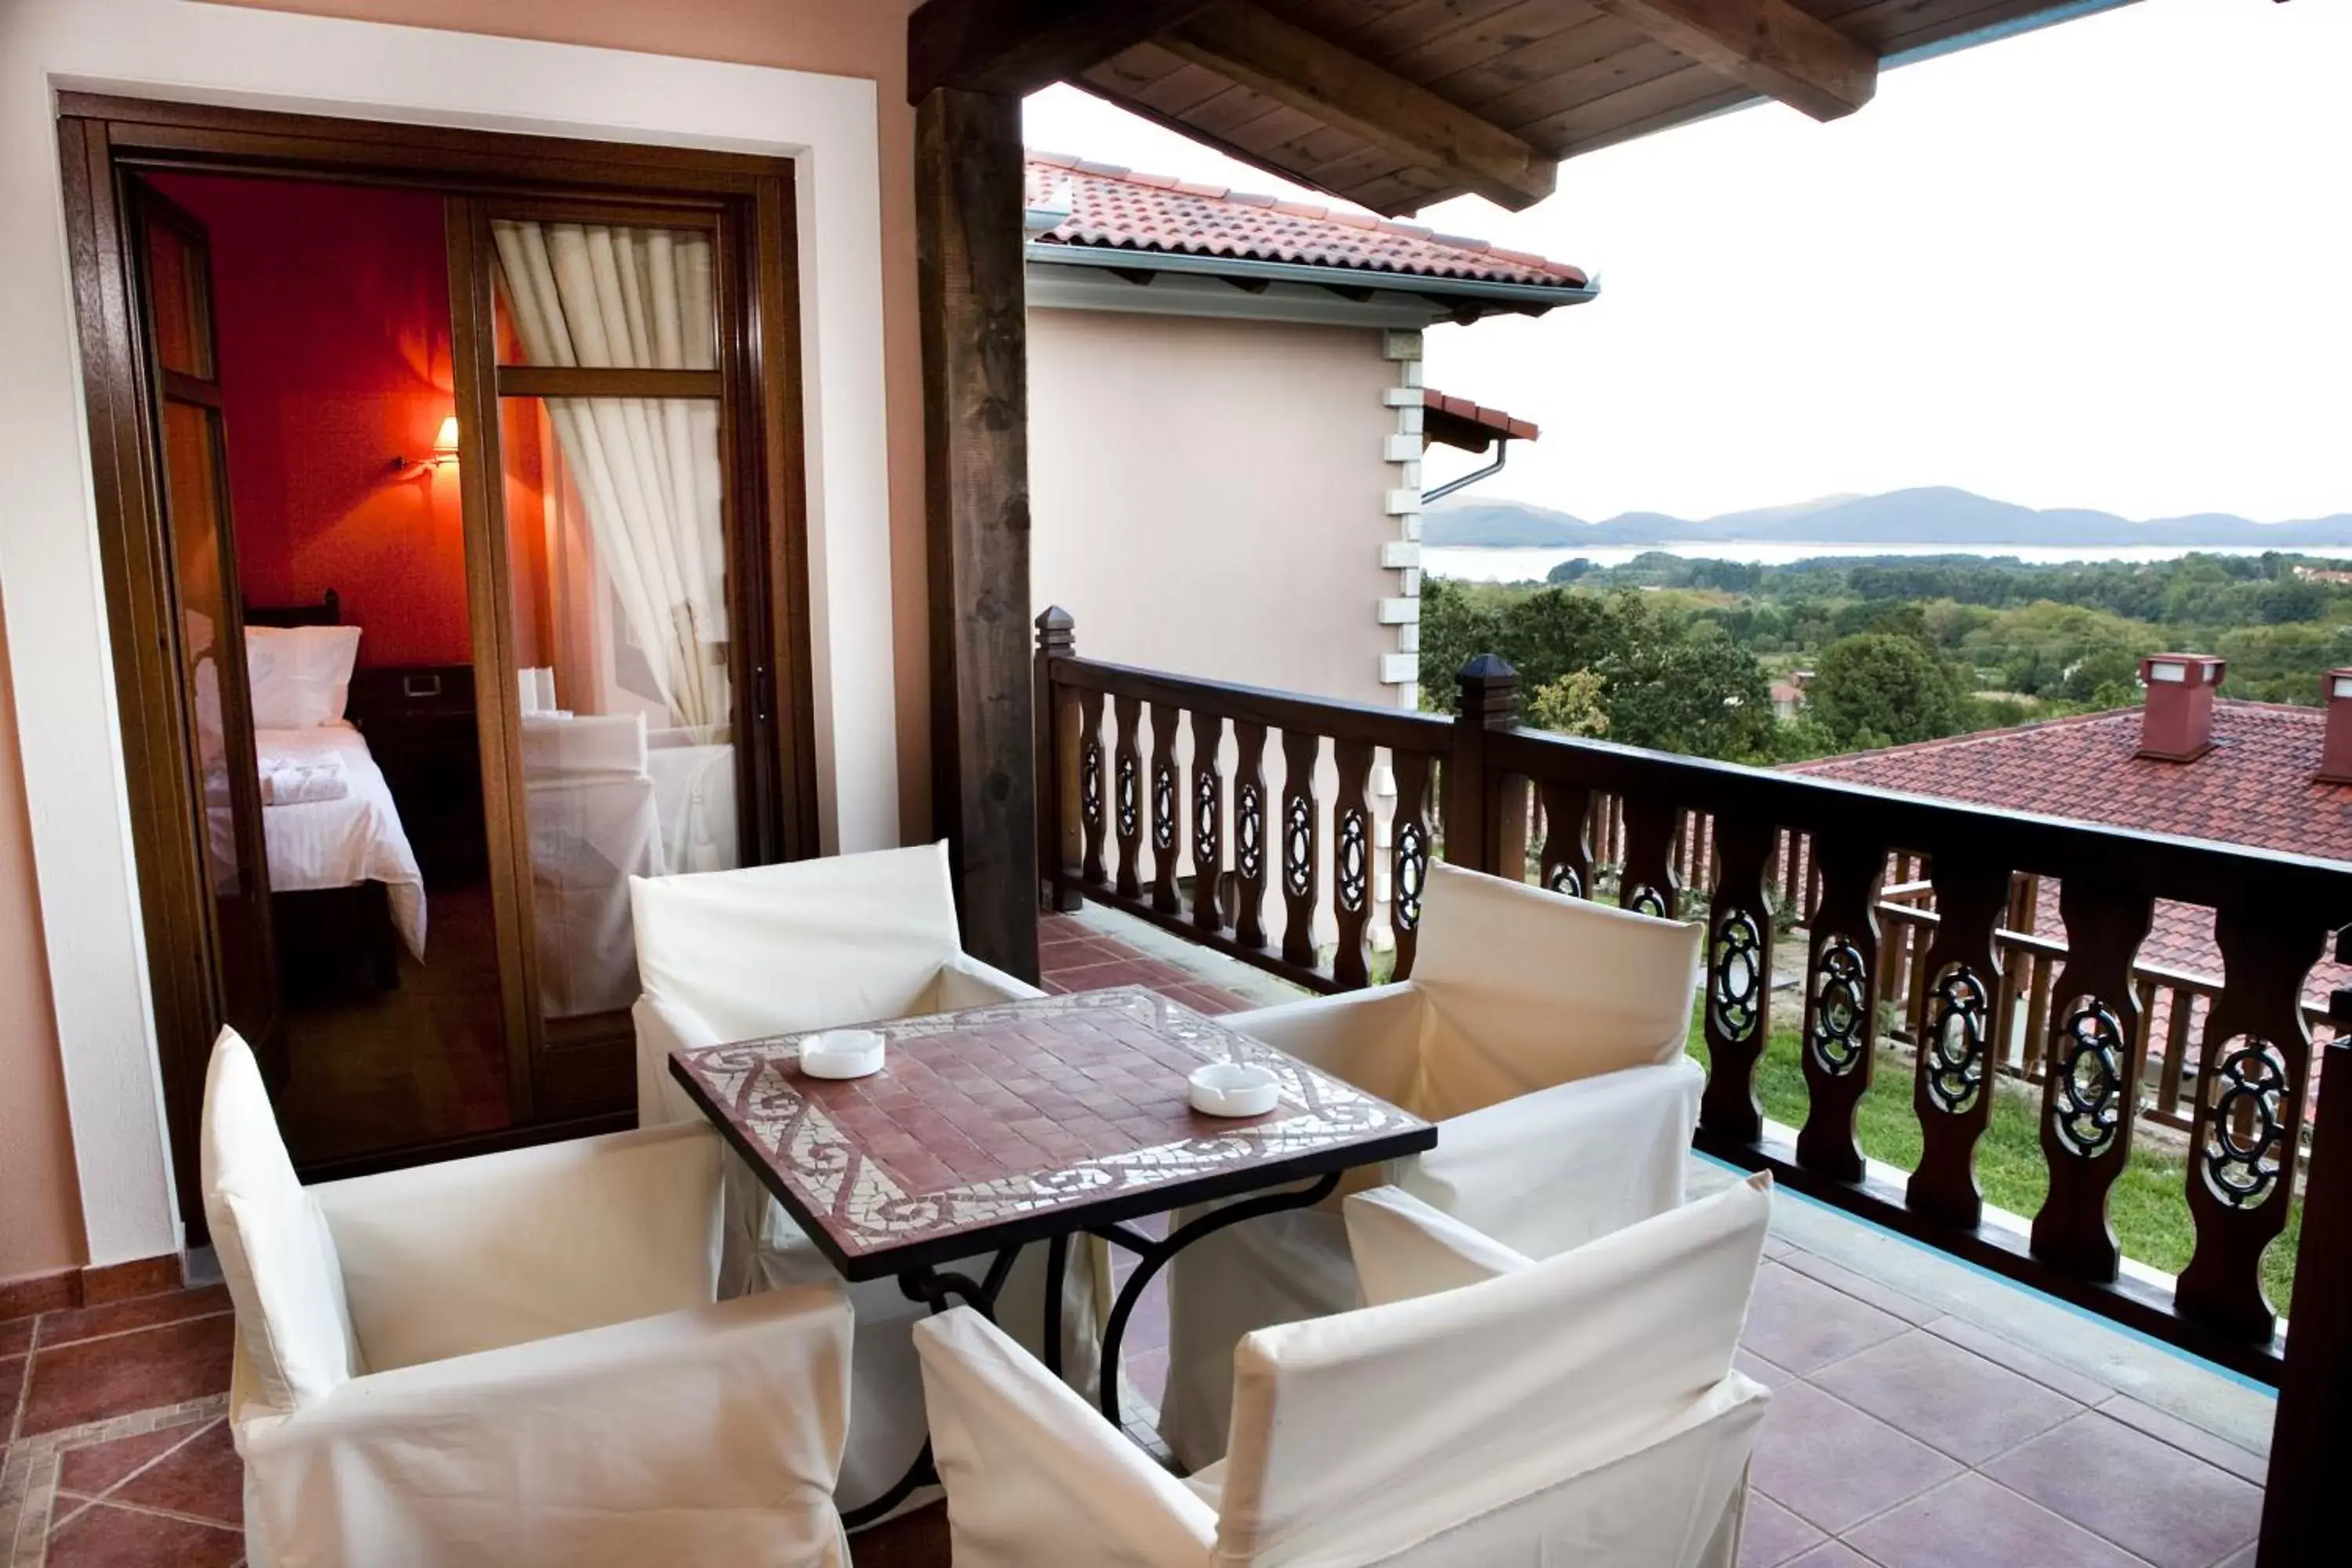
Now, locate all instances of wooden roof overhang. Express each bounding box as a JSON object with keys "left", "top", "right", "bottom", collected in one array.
[{"left": 911, "top": 0, "right": 2142, "bottom": 217}]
